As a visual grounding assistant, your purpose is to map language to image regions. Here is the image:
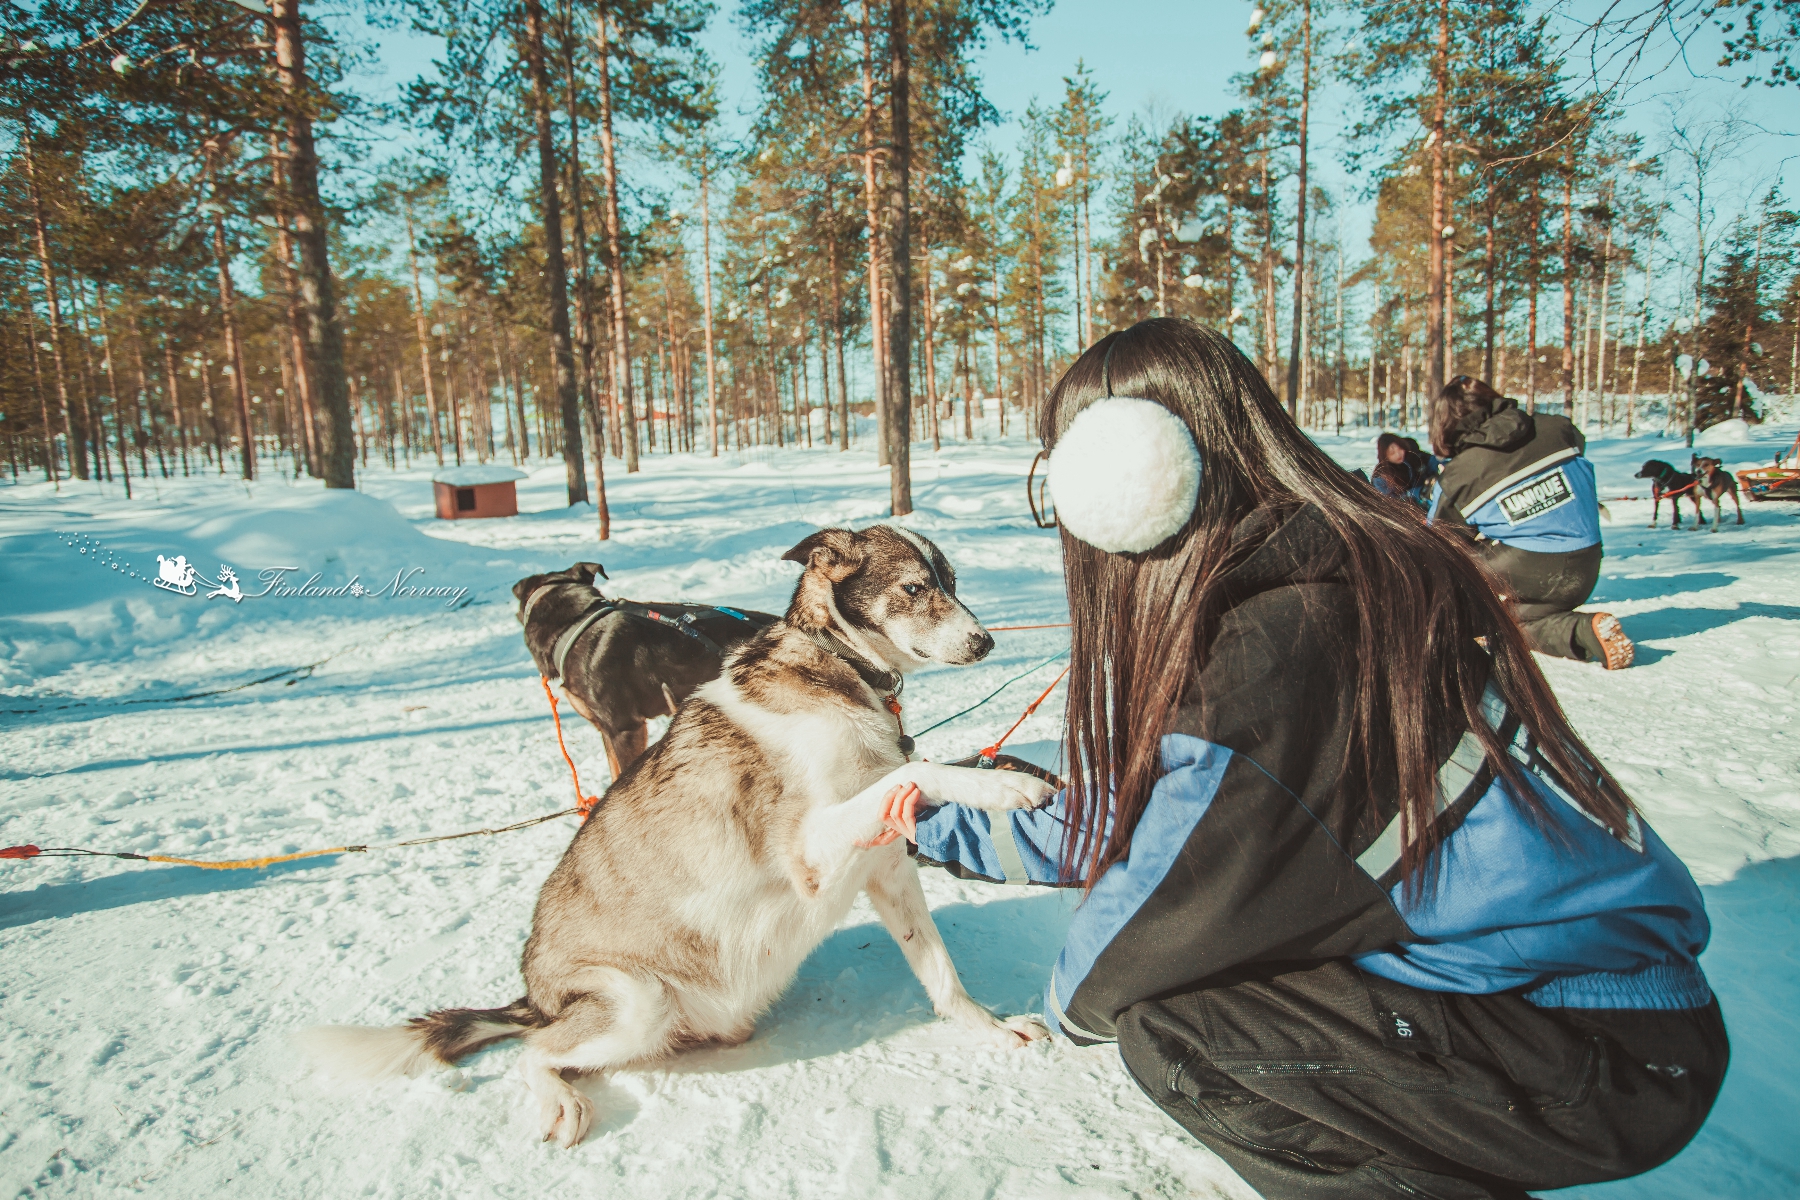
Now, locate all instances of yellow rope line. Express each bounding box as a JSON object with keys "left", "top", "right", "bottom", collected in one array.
[{"left": 140, "top": 846, "right": 368, "bottom": 870}]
